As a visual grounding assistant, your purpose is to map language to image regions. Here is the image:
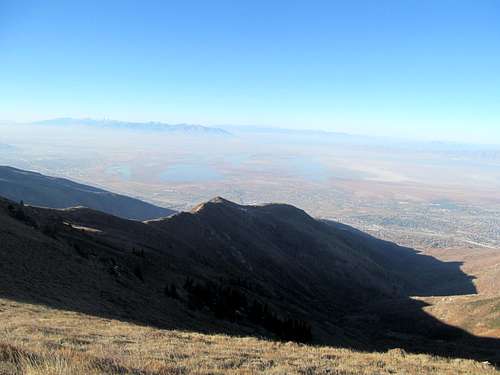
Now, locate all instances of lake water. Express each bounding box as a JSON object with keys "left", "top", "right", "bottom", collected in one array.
[
  {"left": 157, "top": 157, "right": 370, "bottom": 184},
  {"left": 288, "top": 157, "right": 372, "bottom": 181},
  {"left": 160, "top": 163, "right": 222, "bottom": 182},
  {"left": 289, "top": 157, "right": 330, "bottom": 182},
  {"left": 106, "top": 165, "right": 132, "bottom": 180}
]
